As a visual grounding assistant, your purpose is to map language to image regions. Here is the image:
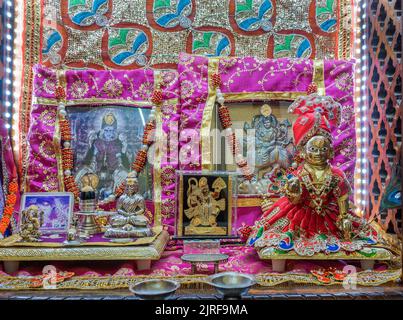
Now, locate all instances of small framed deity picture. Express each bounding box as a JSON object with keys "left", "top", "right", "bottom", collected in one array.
[
  {"left": 176, "top": 171, "right": 236, "bottom": 238},
  {"left": 19, "top": 192, "right": 74, "bottom": 234}
]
